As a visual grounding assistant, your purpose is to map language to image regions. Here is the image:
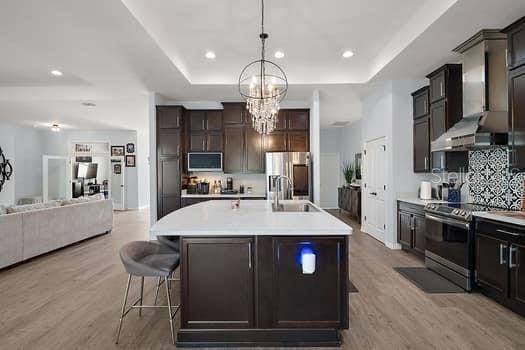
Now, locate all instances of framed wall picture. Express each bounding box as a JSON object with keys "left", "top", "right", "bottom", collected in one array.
[
  {"left": 125, "top": 155, "right": 136, "bottom": 167},
  {"left": 111, "top": 146, "right": 125, "bottom": 157},
  {"left": 114, "top": 163, "right": 122, "bottom": 174},
  {"left": 126, "top": 143, "right": 135, "bottom": 154}
]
